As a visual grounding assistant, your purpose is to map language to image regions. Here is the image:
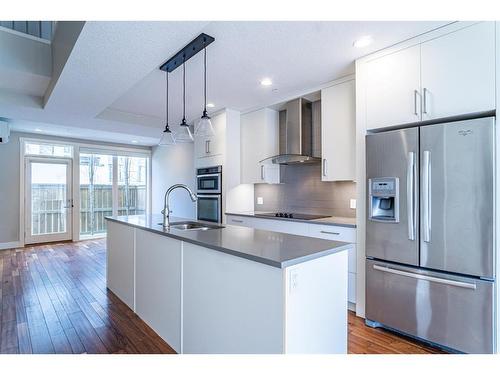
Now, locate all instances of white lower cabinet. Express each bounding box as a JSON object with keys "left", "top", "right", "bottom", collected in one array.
[
  {"left": 226, "top": 214, "right": 357, "bottom": 305},
  {"left": 106, "top": 221, "right": 135, "bottom": 310},
  {"left": 182, "top": 242, "right": 284, "bottom": 354},
  {"left": 106, "top": 222, "right": 349, "bottom": 354},
  {"left": 135, "top": 230, "right": 182, "bottom": 353}
]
